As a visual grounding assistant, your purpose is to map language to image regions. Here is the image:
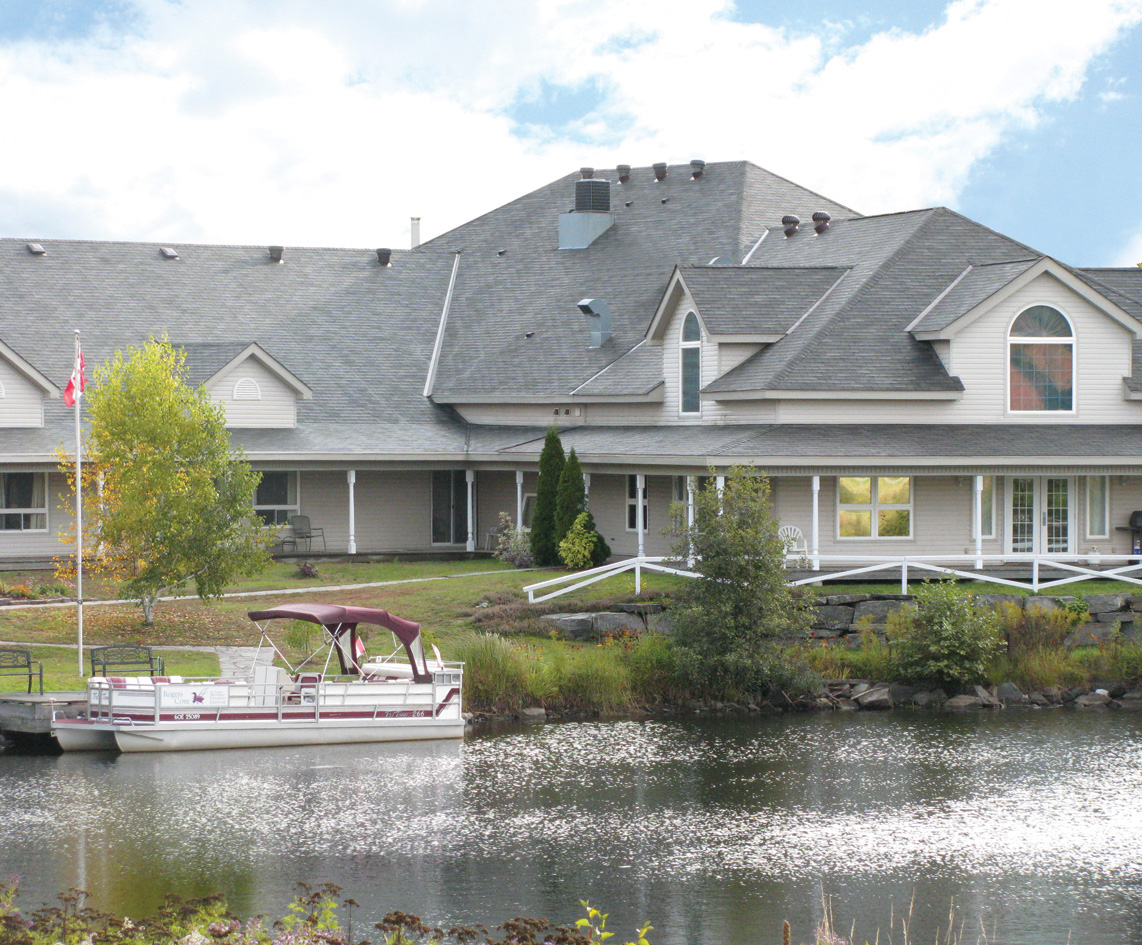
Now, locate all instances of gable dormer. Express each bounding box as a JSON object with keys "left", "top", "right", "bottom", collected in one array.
[
  {"left": 0, "top": 339, "right": 58, "bottom": 427},
  {"left": 183, "top": 342, "right": 312, "bottom": 428}
]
